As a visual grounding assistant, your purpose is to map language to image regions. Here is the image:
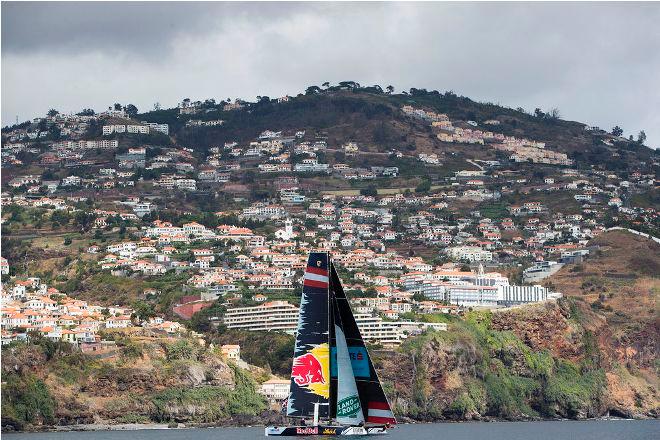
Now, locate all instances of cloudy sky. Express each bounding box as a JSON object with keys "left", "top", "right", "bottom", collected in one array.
[{"left": 2, "top": 2, "right": 659, "bottom": 147}]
